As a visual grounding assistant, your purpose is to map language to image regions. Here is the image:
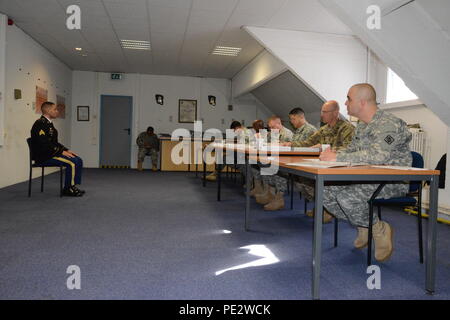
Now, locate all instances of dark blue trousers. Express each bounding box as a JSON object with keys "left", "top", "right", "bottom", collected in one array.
[{"left": 41, "top": 155, "right": 83, "bottom": 189}]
